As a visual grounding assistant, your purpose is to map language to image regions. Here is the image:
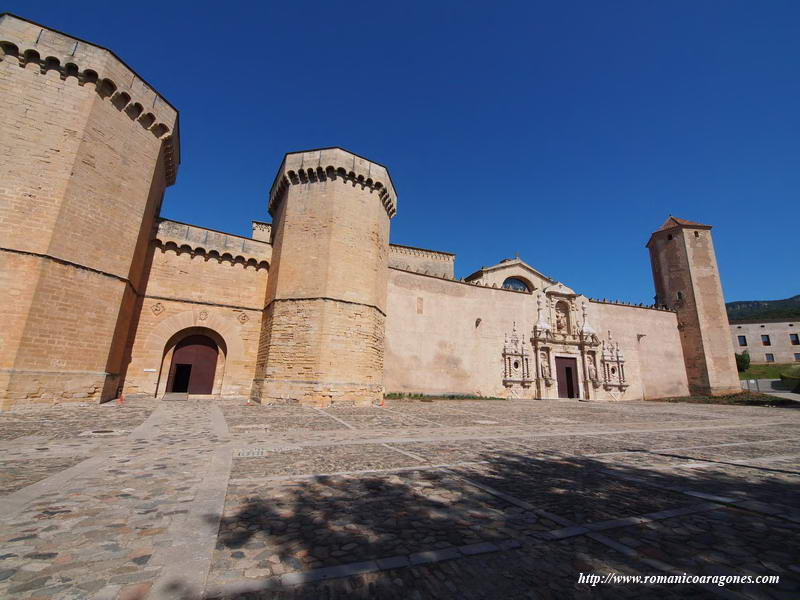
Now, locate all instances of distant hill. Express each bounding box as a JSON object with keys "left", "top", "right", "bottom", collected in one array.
[{"left": 726, "top": 295, "right": 800, "bottom": 321}]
